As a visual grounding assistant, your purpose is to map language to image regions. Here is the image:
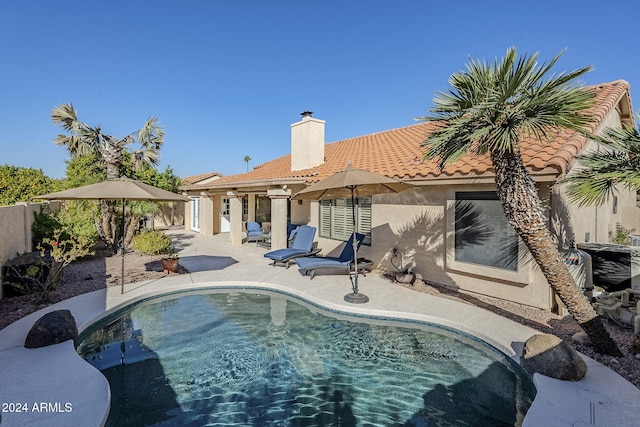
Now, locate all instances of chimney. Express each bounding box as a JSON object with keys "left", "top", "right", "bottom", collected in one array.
[{"left": 291, "top": 111, "right": 325, "bottom": 171}]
